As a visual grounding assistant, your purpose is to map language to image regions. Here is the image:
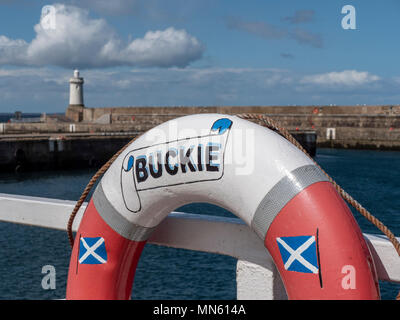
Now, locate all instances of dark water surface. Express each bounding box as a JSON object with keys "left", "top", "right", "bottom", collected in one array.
[{"left": 0, "top": 148, "right": 399, "bottom": 300}]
